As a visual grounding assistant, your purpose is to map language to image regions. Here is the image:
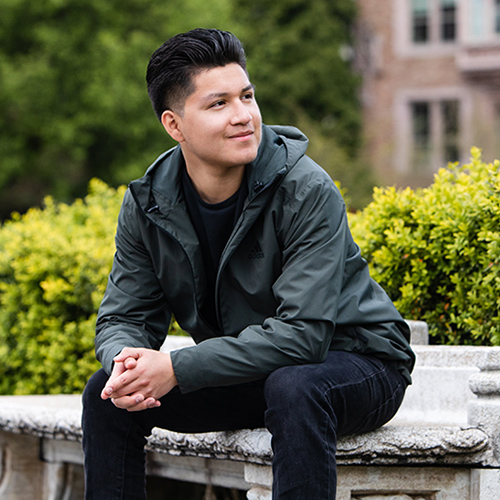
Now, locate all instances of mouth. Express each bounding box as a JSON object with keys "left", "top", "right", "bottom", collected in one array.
[{"left": 229, "top": 130, "right": 254, "bottom": 140}]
